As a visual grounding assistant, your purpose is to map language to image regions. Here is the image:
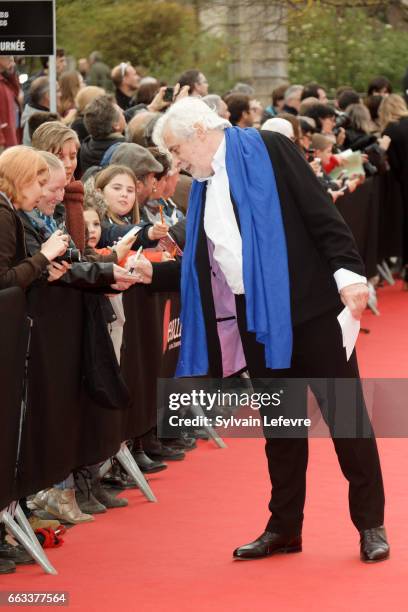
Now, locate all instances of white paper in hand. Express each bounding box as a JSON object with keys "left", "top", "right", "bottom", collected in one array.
[{"left": 337, "top": 306, "right": 360, "bottom": 361}]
